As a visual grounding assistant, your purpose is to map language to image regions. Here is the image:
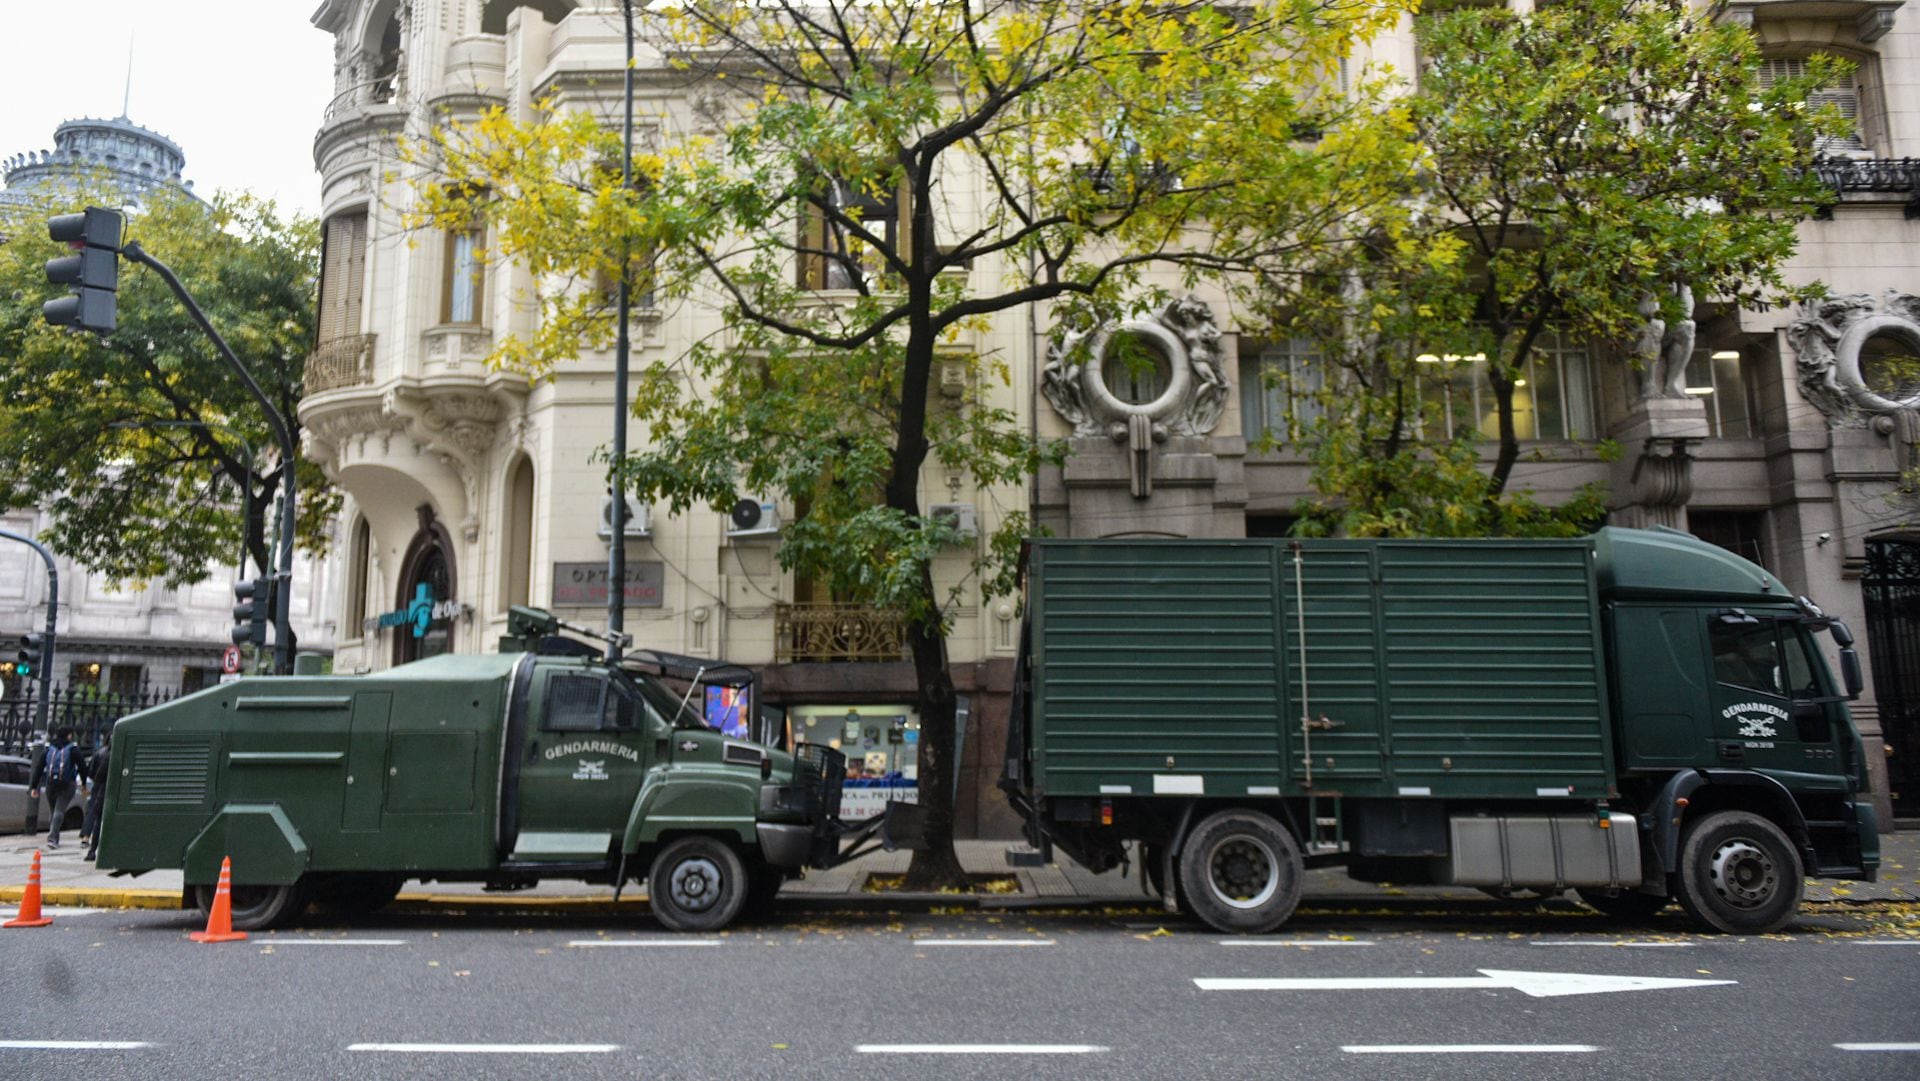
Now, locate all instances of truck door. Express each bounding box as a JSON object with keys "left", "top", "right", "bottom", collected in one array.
[
  {"left": 1706, "top": 614, "right": 1843, "bottom": 779},
  {"left": 510, "top": 666, "right": 654, "bottom": 861}
]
